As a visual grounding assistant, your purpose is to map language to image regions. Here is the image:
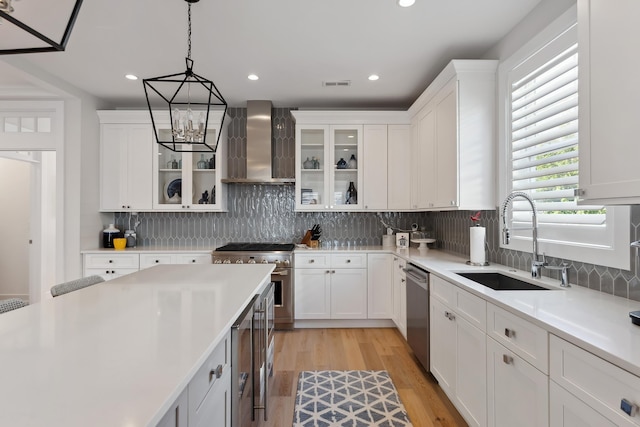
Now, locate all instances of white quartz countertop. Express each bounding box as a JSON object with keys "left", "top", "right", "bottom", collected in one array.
[
  {"left": 0, "top": 264, "right": 274, "bottom": 427},
  {"left": 81, "top": 246, "right": 214, "bottom": 254}
]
